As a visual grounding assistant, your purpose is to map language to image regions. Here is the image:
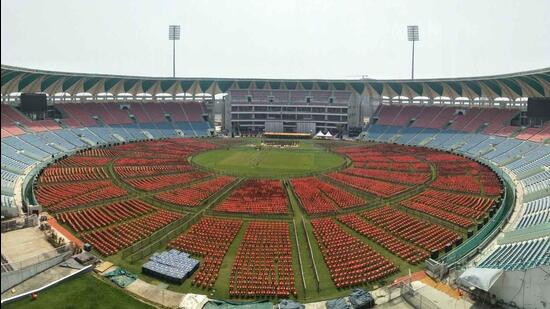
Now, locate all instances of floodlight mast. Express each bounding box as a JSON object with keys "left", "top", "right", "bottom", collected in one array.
[
  {"left": 407, "top": 25, "right": 419, "bottom": 79},
  {"left": 169, "top": 25, "right": 181, "bottom": 78}
]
